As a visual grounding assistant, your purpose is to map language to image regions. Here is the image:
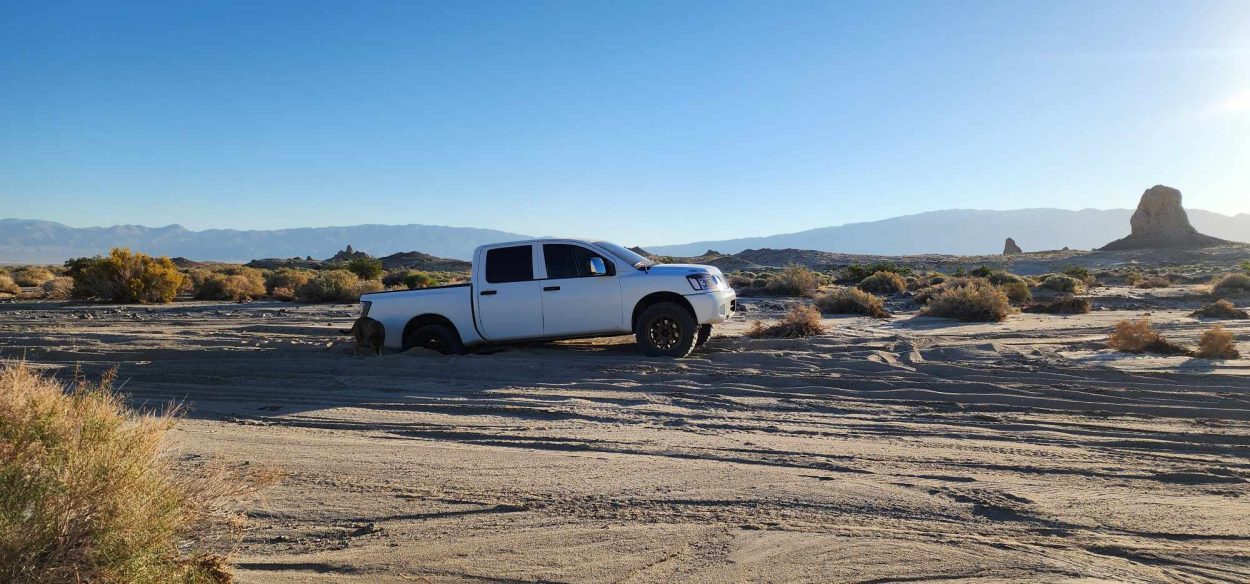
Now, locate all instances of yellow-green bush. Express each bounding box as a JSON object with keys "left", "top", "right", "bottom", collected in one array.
[
  {"left": 69, "top": 249, "right": 185, "bottom": 304},
  {"left": 402, "top": 271, "right": 439, "bottom": 289},
  {"left": 195, "top": 273, "right": 266, "bottom": 301},
  {"left": 857, "top": 271, "right": 907, "bottom": 295},
  {"left": 295, "top": 270, "right": 382, "bottom": 302},
  {"left": 920, "top": 277, "right": 1011, "bottom": 322},
  {"left": 1039, "top": 274, "right": 1084, "bottom": 294},
  {"left": 264, "top": 268, "right": 314, "bottom": 294},
  {"left": 766, "top": 265, "right": 820, "bottom": 297},
  {"left": 0, "top": 361, "right": 273, "bottom": 583},
  {"left": 0, "top": 274, "right": 17, "bottom": 295},
  {"left": 816, "top": 287, "right": 890, "bottom": 318},
  {"left": 11, "top": 266, "right": 55, "bottom": 287},
  {"left": 998, "top": 281, "right": 1032, "bottom": 304}
]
